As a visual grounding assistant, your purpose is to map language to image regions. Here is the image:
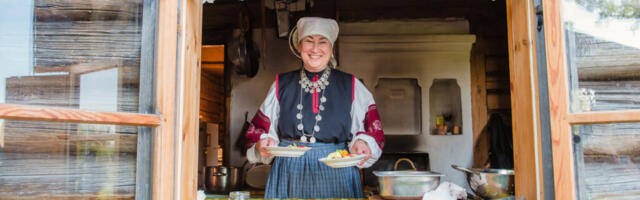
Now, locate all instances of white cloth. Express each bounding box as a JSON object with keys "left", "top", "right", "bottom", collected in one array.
[
  {"left": 349, "top": 78, "right": 382, "bottom": 168},
  {"left": 197, "top": 190, "right": 206, "bottom": 200},
  {"left": 422, "top": 182, "right": 467, "bottom": 200}
]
